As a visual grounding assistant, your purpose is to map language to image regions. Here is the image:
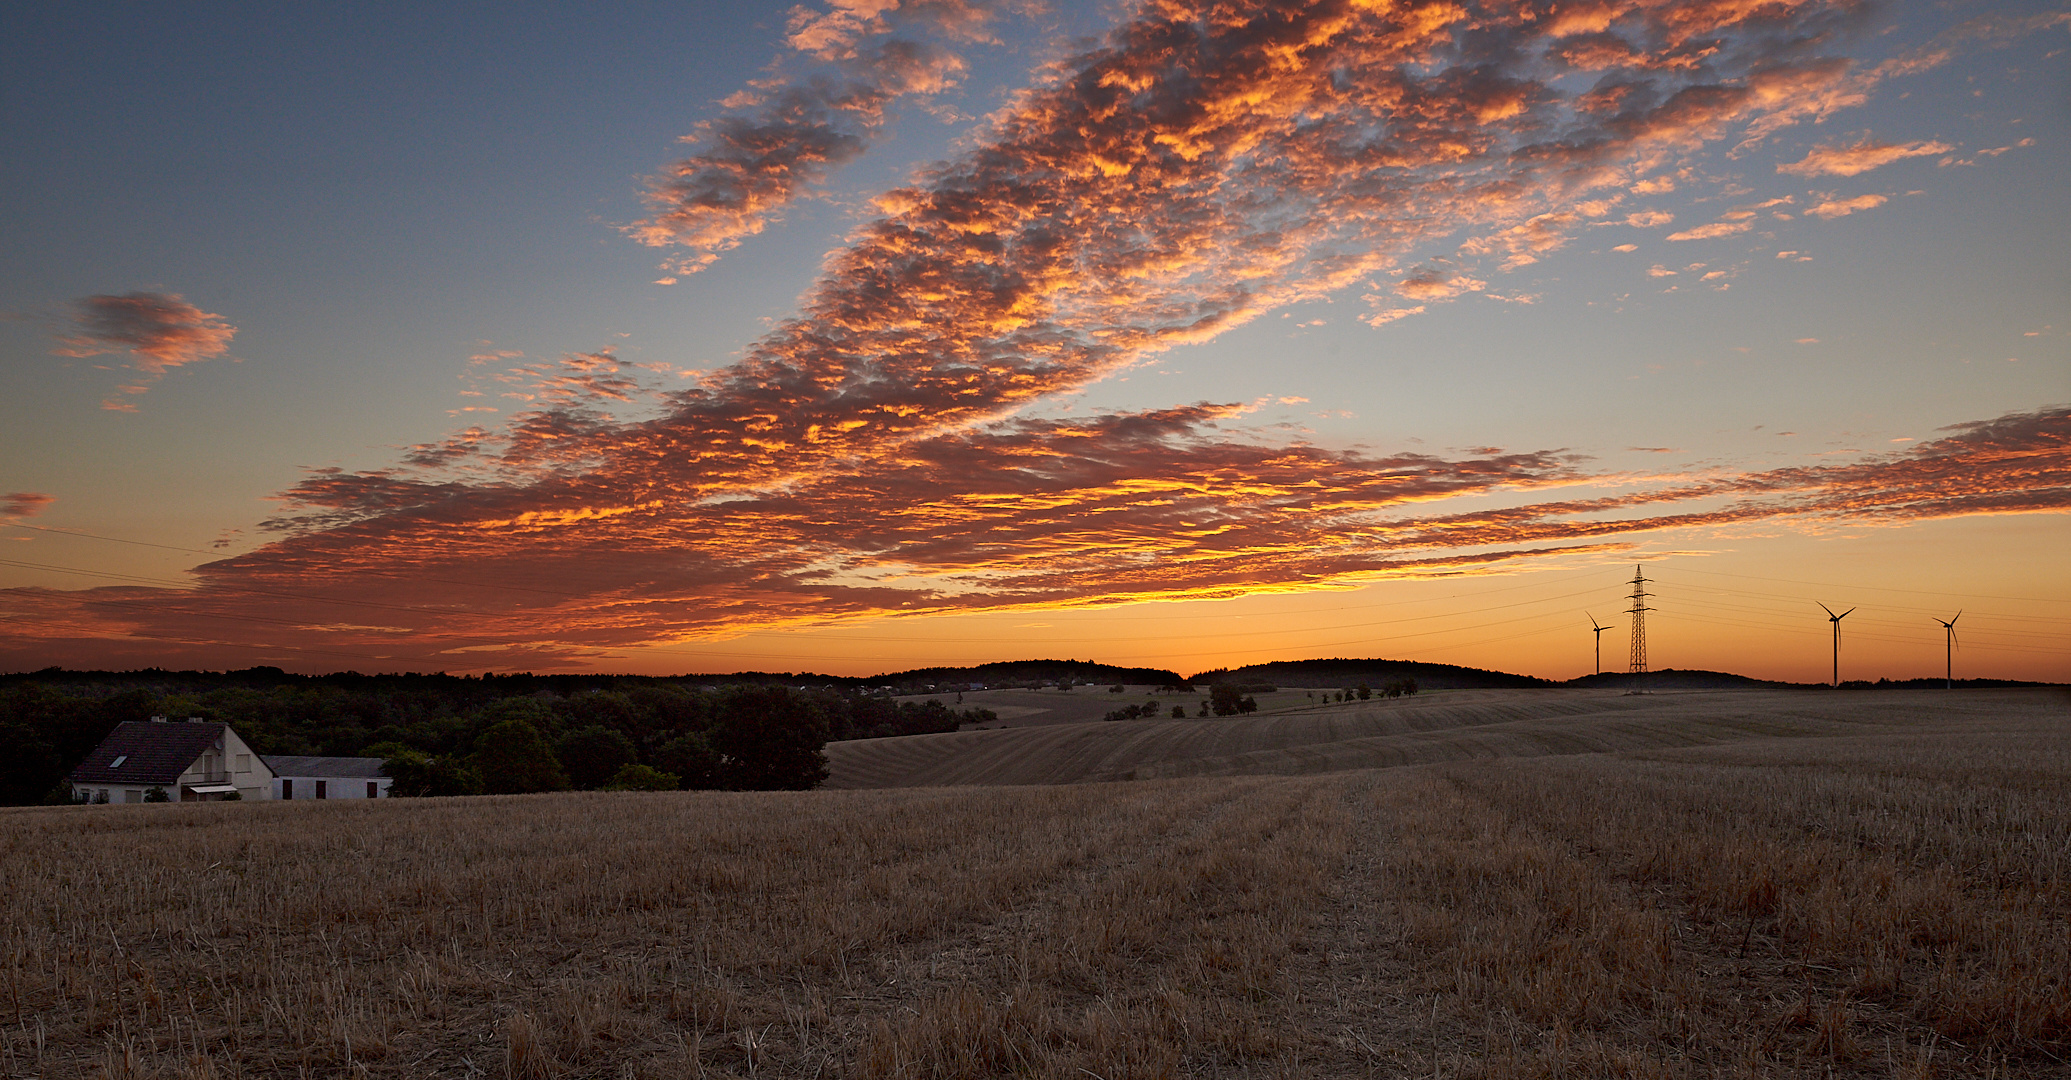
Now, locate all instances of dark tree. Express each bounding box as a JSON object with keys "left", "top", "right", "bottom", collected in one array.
[
  {"left": 556, "top": 725, "right": 637, "bottom": 790},
  {"left": 470, "top": 719, "right": 568, "bottom": 794},
  {"left": 657, "top": 730, "right": 722, "bottom": 790},
  {"left": 708, "top": 685, "right": 829, "bottom": 790}
]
